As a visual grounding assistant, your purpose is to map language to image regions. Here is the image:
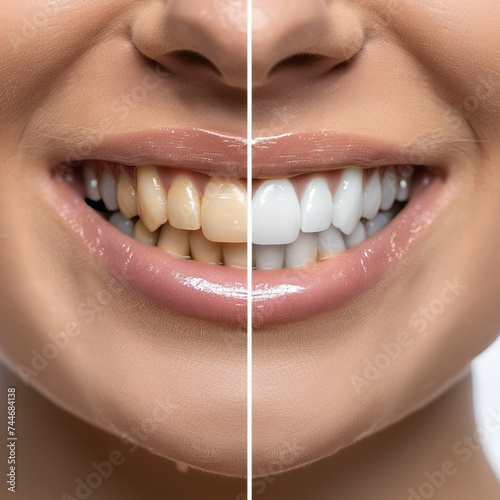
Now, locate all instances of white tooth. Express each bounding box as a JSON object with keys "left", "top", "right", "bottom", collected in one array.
[
  {"left": 344, "top": 221, "right": 366, "bottom": 248},
  {"left": 332, "top": 168, "right": 363, "bottom": 236},
  {"left": 300, "top": 177, "right": 333, "bottom": 233},
  {"left": 362, "top": 171, "right": 382, "bottom": 220},
  {"left": 109, "top": 212, "right": 134, "bottom": 237},
  {"left": 252, "top": 179, "right": 301, "bottom": 245},
  {"left": 254, "top": 245, "right": 285, "bottom": 270},
  {"left": 83, "top": 166, "right": 101, "bottom": 202},
  {"left": 380, "top": 170, "right": 398, "bottom": 210},
  {"left": 100, "top": 170, "right": 118, "bottom": 211},
  {"left": 136, "top": 165, "right": 168, "bottom": 232},
  {"left": 284, "top": 232, "right": 318, "bottom": 268},
  {"left": 396, "top": 178, "right": 410, "bottom": 202},
  {"left": 318, "top": 225, "right": 346, "bottom": 259},
  {"left": 365, "top": 211, "right": 392, "bottom": 238}
]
